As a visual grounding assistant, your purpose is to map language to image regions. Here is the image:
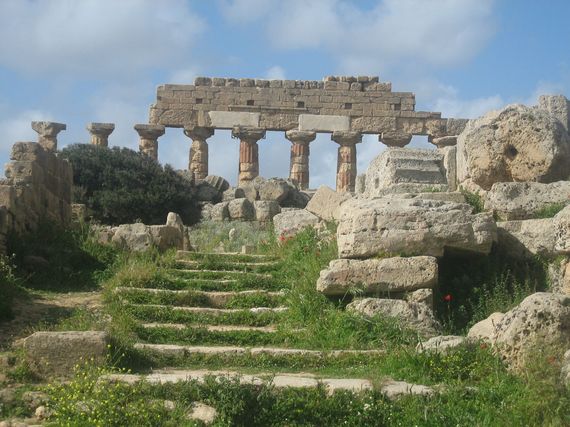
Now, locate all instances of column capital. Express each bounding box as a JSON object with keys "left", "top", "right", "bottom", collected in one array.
[
  {"left": 87, "top": 122, "right": 115, "bottom": 137},
  {"left": 184, "top": 125, "right": 214, "bottom": 141},
  {"left": 32, "top": 121, "right": 66, "bottom": 137},
  {"left": 432, "top": 135, "right": 457, "bottom": 148},
  {"left": 331, "top": 130, "right": 362, "bottom": 146},
  {"left": 285, "top": 130, "right": 317, "bottom": 145},
  {"left": 134, "top": 124, "right": 165, "bottom": 139},
  {"left": 231, "top": 126, "right": 266, "bottom": 143},
  {"left": 380, "top": 131, "right": 412, "bottom": 147}
]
